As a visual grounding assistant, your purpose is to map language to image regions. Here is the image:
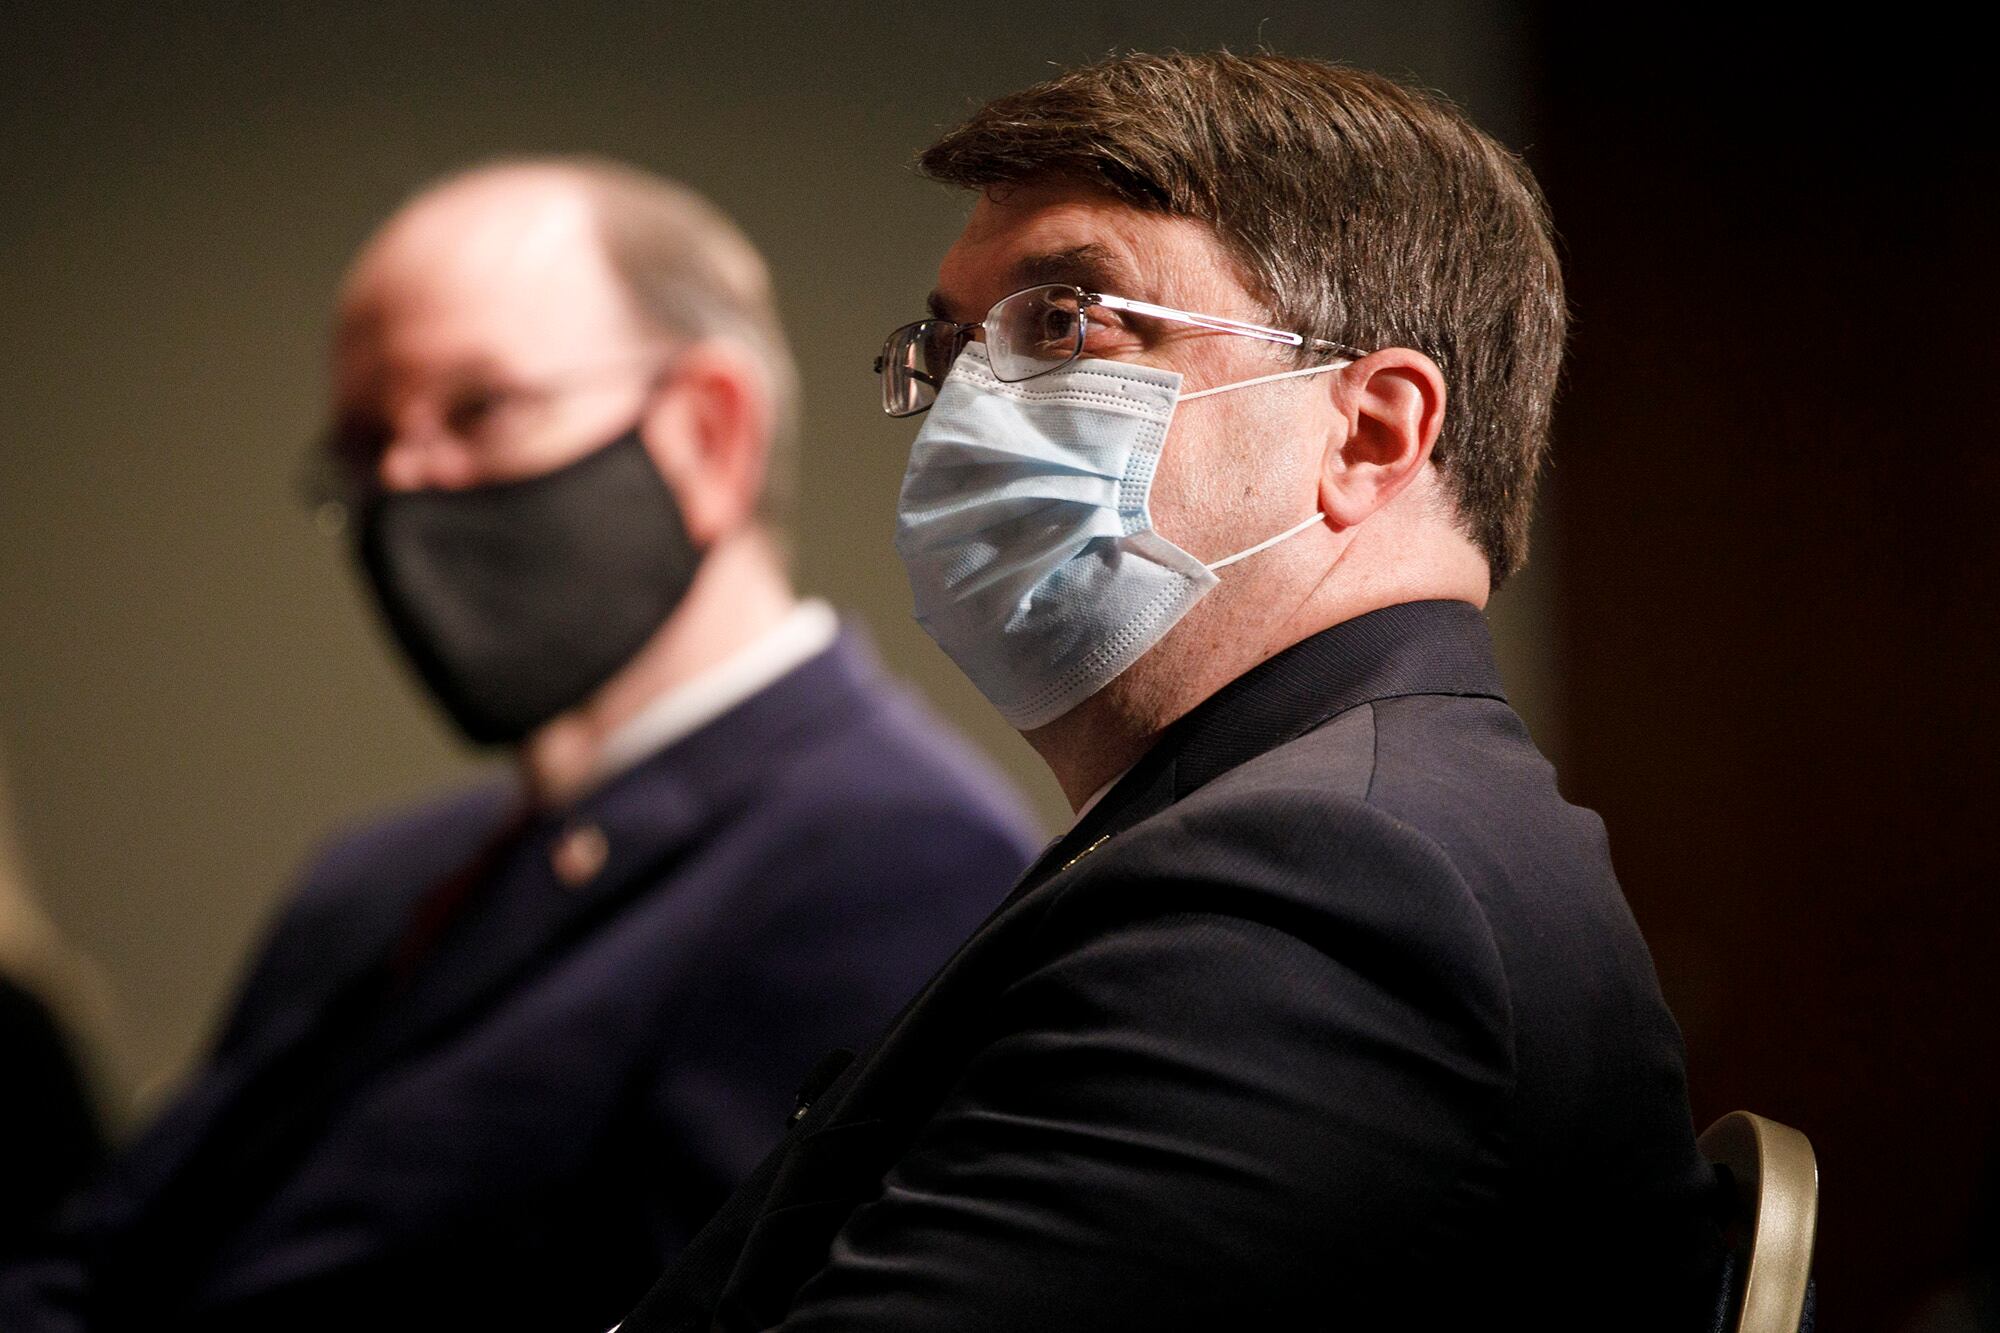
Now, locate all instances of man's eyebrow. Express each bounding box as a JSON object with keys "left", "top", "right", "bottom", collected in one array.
[
  {"left": 1012, "top": 244, "right": 1133, "bottom": 295},
  {"left": 926, "top": 244, "right": 1138, "bottom": 325}
]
